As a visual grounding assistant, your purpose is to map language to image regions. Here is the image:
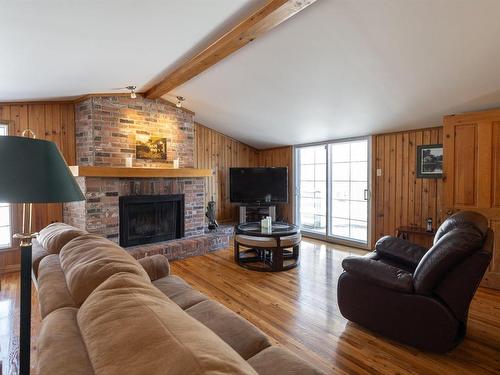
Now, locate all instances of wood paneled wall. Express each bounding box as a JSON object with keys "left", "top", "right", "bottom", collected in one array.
[
  {"left": 257, "top": 146, "right": 294, "bottom": 223},
  {"left": 193, "top": 124, "right": 294, "bottom": 223},
  {"left": 0, "top": 102, "right": 76, "bottom": 272},
  {"left": 194, "top": 123, "right": 259, "bottom": 222},
  {"left": 372, "top": 127, "right": 443, "bottom": 247}
]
